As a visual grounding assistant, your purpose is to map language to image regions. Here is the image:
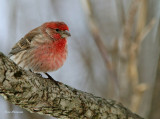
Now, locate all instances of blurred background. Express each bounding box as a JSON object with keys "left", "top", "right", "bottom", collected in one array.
[{"left": 0, "top": 0, "right": 160, "bottom": 119}]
